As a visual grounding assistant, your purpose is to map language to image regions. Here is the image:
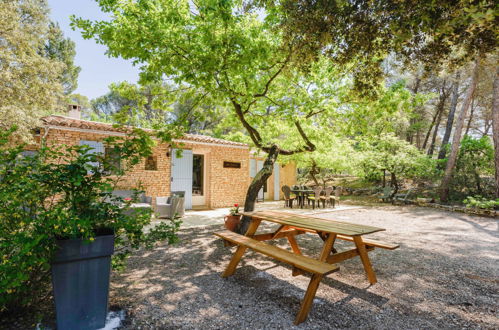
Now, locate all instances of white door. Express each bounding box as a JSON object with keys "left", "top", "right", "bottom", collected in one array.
[
  {"left": 171, "top": 149, "right": 193, "bottom": 209},
  {"left": 274, "top": 162, "right": 280, "bottom": 200}
]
